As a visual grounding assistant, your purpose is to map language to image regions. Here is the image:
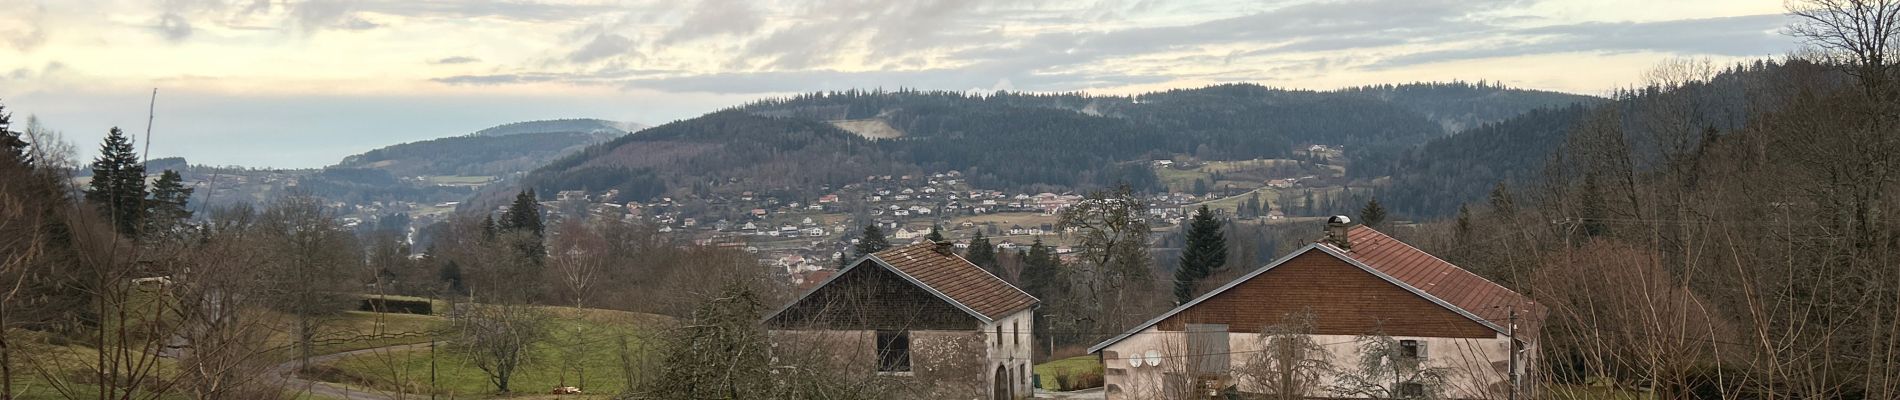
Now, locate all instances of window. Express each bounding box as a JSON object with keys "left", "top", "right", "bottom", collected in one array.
[
  {"left": 876, "top": 330, "right": 911, "bottom": 372},
  {"left": 1400, "top": 339, "right": 1423, "bottom": 359},
  {"left": 1398, "top": 382, "right": 1426, "bottom": 398},
  {"left": 995, "top": 325, "right": 1003, "bottom": 349},
  {"left": 1011, "top": 321, "right": 1018, "bottom": 349}
]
